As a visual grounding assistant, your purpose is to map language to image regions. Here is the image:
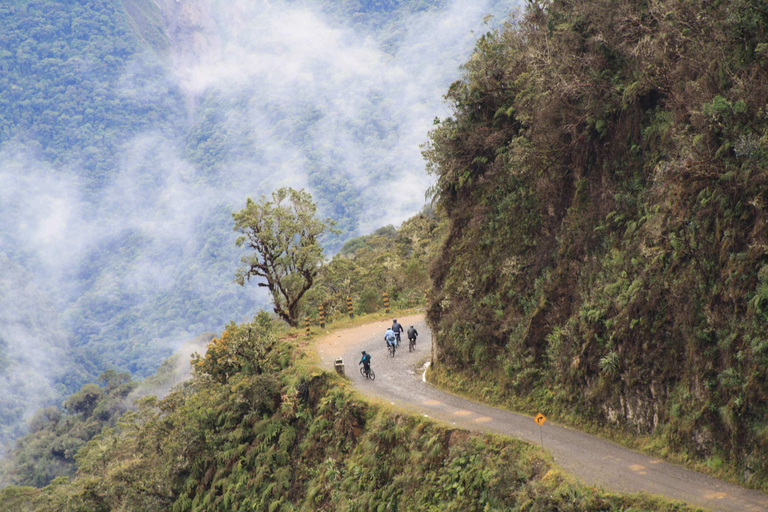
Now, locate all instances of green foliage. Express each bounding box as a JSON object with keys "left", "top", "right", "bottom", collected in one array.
[
  {"left": 4, "top": 370, "right": 136, "bottom": 488},
  {"left": 425, "top": 0, "right": 768, "bottom": 488},
  {"left": 304, "top": 206, "right": 444, "bottom": 319},
  {"left": 0, "top": 315, "right": 696, "bottom": 512},
  {"left": 233, "top": 188, "right": 338, "bottom": 327},
  {"left": 191, "top": 312, "right": 280, "bottom": 384},
  {"left": 0, "top": 0, "right": 183, "bottom": 180}
]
